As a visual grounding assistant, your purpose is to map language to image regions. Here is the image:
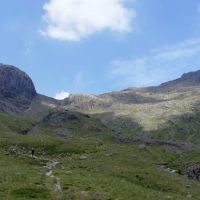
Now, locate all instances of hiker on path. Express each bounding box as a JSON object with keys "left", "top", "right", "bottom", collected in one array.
[{"left": 31, "top": 148, "right": 35, "bottom": 157}]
